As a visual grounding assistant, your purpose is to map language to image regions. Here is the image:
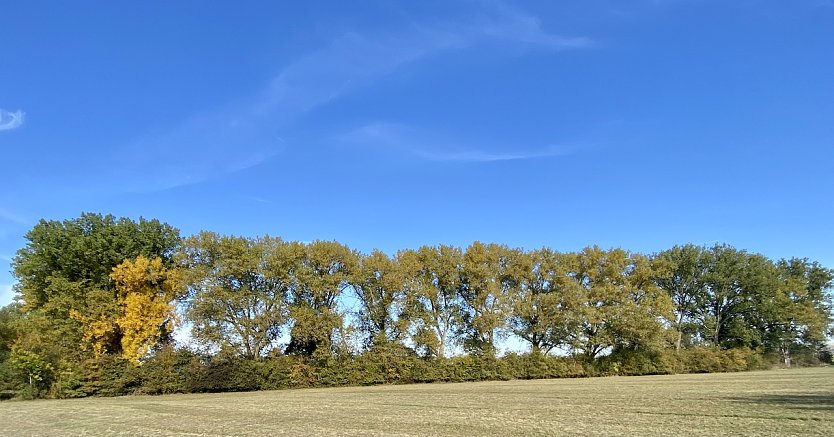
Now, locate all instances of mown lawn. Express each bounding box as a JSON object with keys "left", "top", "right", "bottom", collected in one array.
[{"left": 1, "top": 367, "right": 832, "bottom": 437}]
